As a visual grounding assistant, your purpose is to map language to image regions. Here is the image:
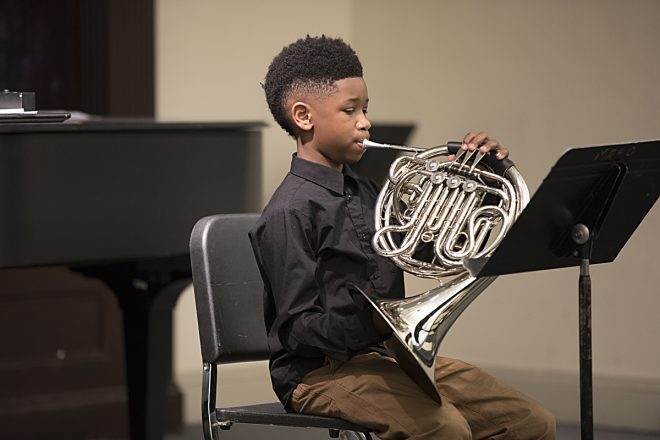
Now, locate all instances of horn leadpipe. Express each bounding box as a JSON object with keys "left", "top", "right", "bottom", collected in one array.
[{"left": 363, "top": 139, "right": 463, "bottom": 155}]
